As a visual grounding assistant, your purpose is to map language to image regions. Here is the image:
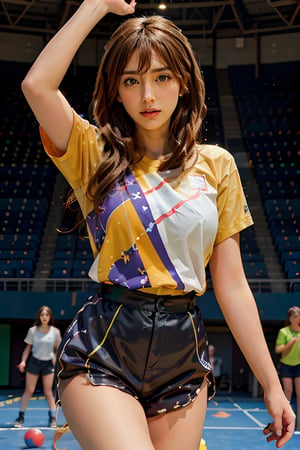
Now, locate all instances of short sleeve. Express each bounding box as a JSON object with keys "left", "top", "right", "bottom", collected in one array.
[
  {"left": 40, "top": 110, "right": 104, "bottom": 194},
  {"left": 275, "top": 328, "right": 287, "bottom": 346},
  {"left": 24, "top": 327, "right": 34, "bottom": 345},
  {"left": 40, "top": 110, "right": 104, "bottom": 222},
  {"left": 215, "top": 155, "right": 253, "bottom": 245},
  {"left": 54, "top": 328, "right": 62, "bottom": 347}
]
